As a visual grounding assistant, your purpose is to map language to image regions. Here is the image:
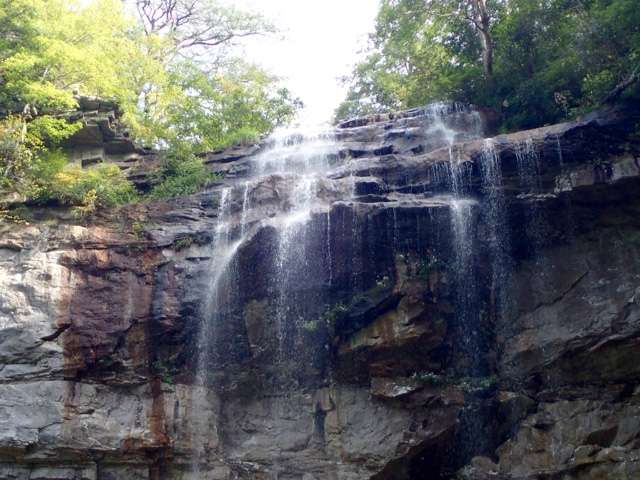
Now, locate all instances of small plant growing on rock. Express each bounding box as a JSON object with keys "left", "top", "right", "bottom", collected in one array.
[
  {"left": 171, "top": 235, "right": 208, "bottom": 251},
  {"left": 221, "top": 128, "right": 261, "bottom": 148},
  {"left": 0, "top": 208, "right": 29, "bottom": 225},
  {"left": 131, "top": 221, "right": 147, "bottom": 239},
  {"left": 325, "top": 303, "right": 350, "bottom": 321},
  {"left": 349, "top": 294, "right": 369, "bottom": 306},
  {"left": 302, "top": 302, "right": 352, "bottom": 332},
  {"left": 152, "top": 360, "right": 173, "bottom": 384},
  {"left": 374, "top": 276, "right": 391, "bottom": 291},
  {"left": 459, "top": 374, "right": 498, "bottom": 393},
  {"left": 146, "top": 149, "right": 224, "bottom": 201},
  {"left": 417, "top": 257, "right": 448, "bottom": 279},
  {"left": 411, "top": 371, "right": 444, "bottom": 385},
  {"left": 172, "top": 236, "right": 193, "bottom": 251},
  {"left": 300, "top": 319, "right": 322, "bottom": 332}
]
